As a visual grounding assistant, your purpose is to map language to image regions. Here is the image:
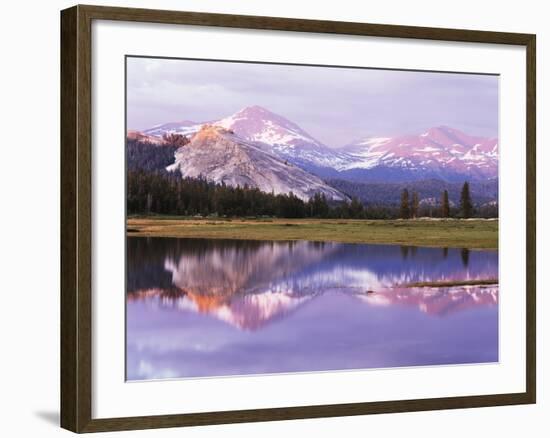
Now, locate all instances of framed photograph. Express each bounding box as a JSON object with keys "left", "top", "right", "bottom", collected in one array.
[{"left": 60, "top": 4, "right": 536, "bottom": 433}]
